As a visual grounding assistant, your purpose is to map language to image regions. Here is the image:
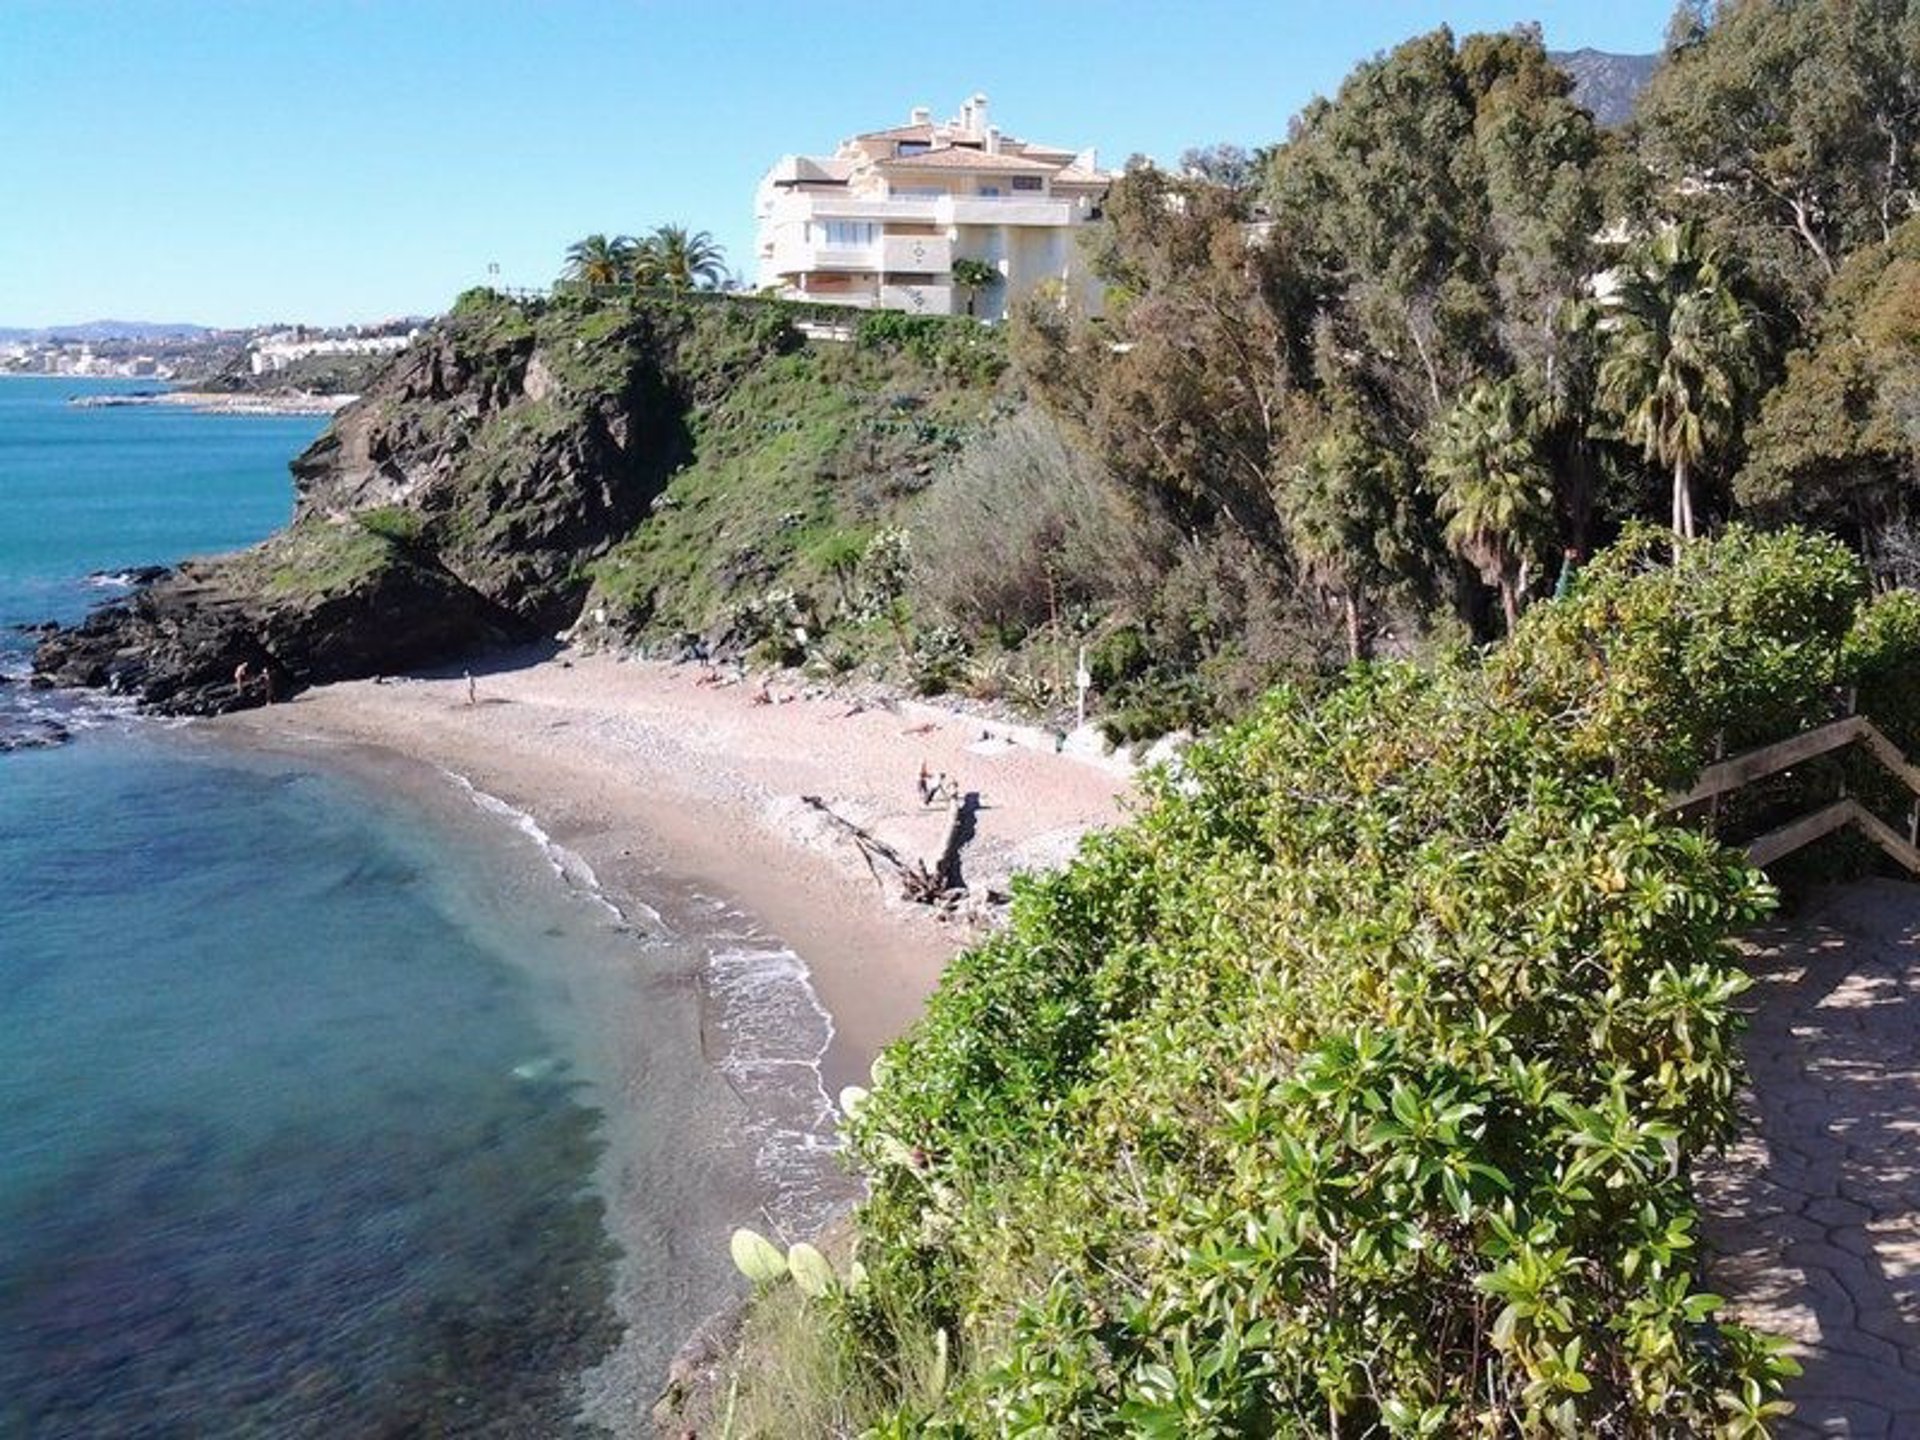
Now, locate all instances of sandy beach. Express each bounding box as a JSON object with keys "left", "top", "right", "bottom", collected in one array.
[{"left": 216, "top": 648, "right": 1134, "bottom": 1092}]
